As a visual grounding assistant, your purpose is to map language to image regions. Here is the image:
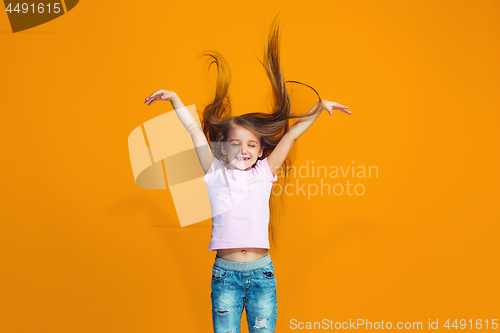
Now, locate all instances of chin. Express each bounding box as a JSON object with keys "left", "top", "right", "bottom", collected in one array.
[{"left": 230, "top": 160, "right": 251, "bottom": 170}]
